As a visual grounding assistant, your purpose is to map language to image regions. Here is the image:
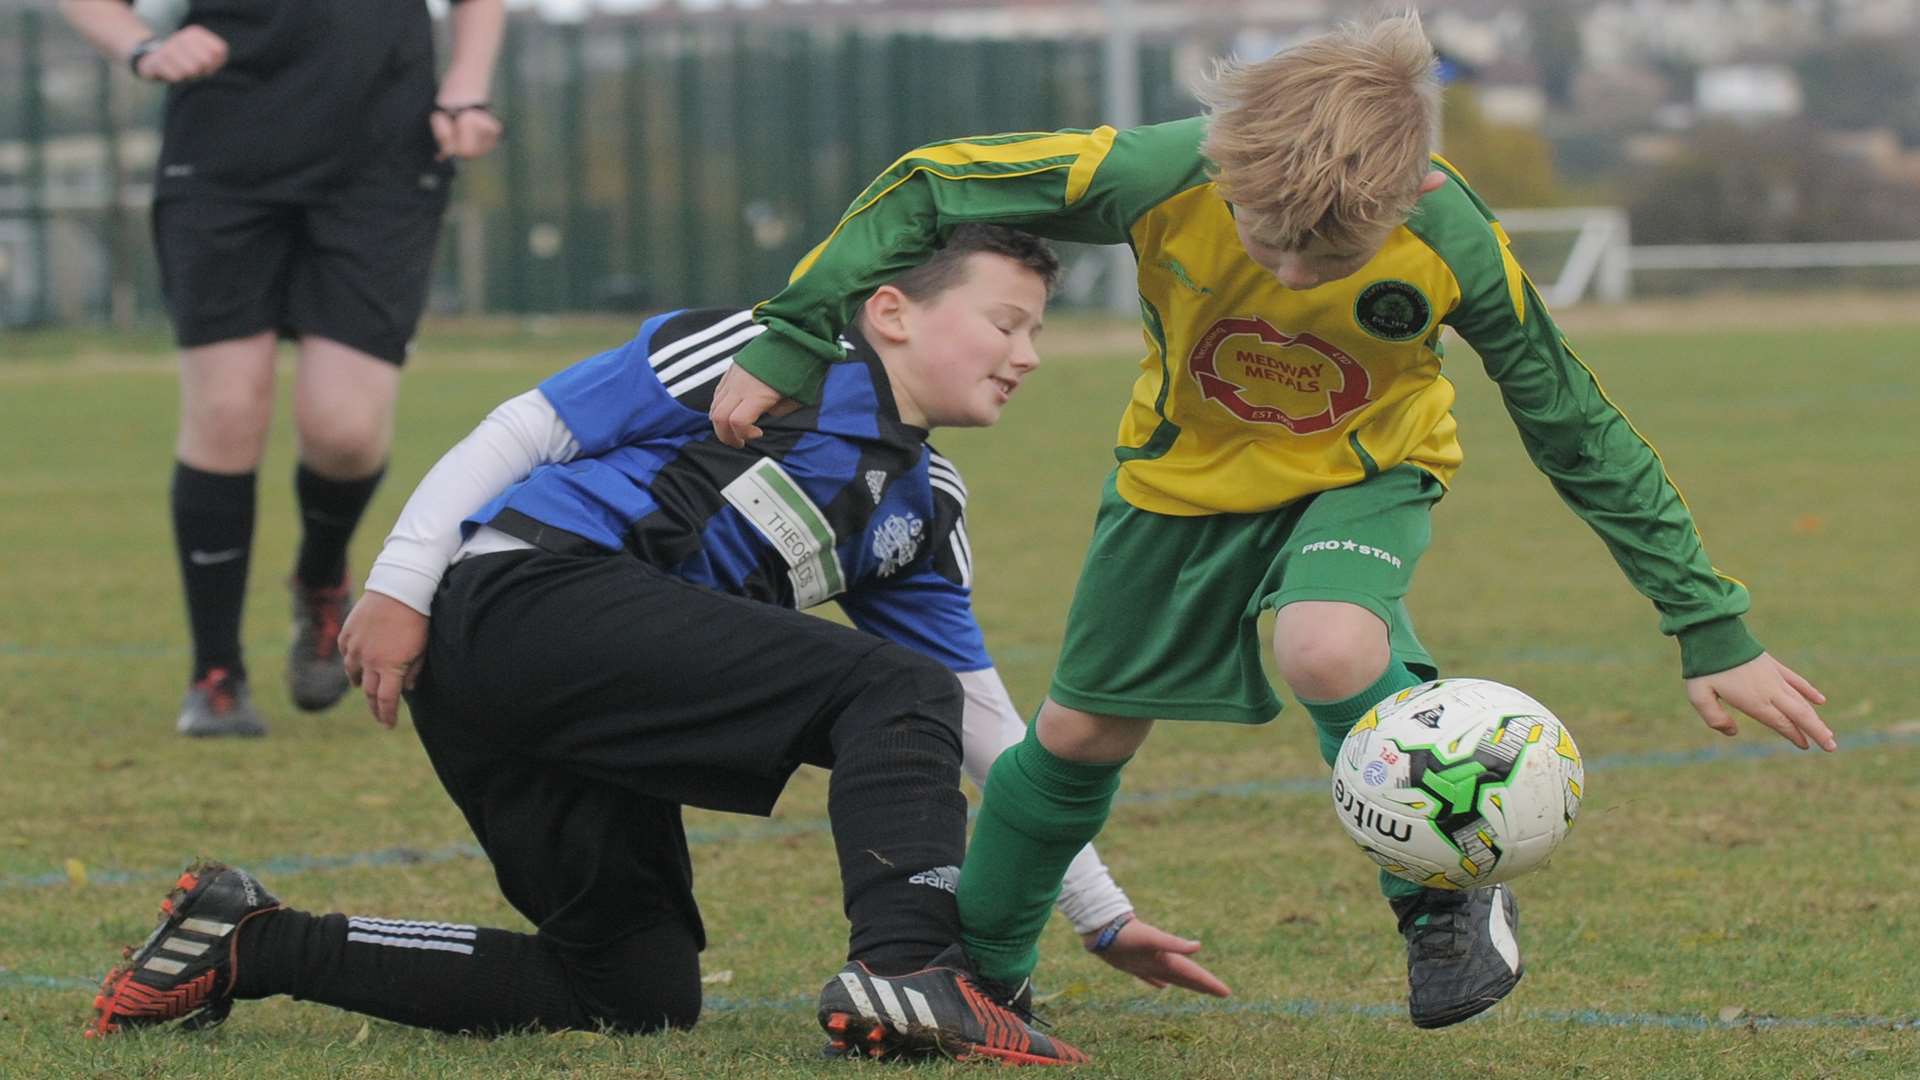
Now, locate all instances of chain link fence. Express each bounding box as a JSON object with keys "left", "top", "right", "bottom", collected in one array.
[{"left": 0, "top": 7, "right": 1211, "bottom": 328}]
